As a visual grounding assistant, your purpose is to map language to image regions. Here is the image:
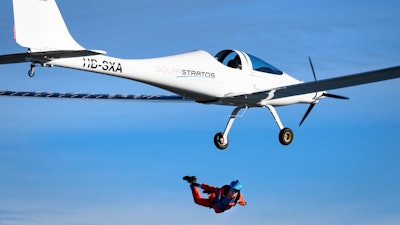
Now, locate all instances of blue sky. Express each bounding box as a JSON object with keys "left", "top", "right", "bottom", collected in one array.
[{"left": 1, "top": 0, "right": 400, "bottom": 224}]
